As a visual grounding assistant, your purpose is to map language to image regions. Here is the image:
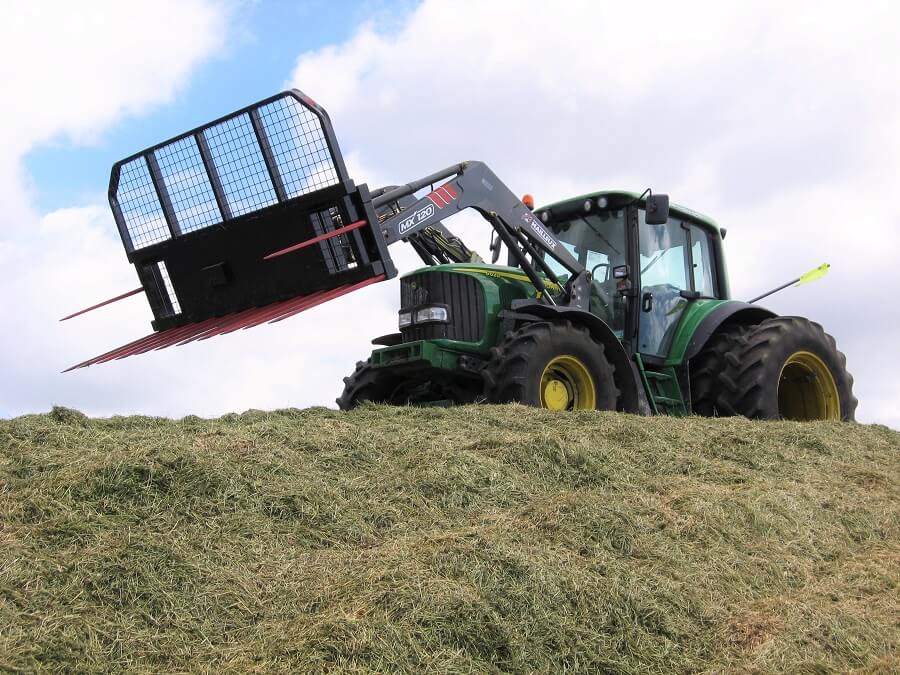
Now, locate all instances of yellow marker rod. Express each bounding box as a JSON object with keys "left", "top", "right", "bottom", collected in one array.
[
  {"left": 795, "top": 262, "right": 830, "bottom": 286},
  {"left": 749, "top": 263, "right": 830, "bottom": 303}
]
